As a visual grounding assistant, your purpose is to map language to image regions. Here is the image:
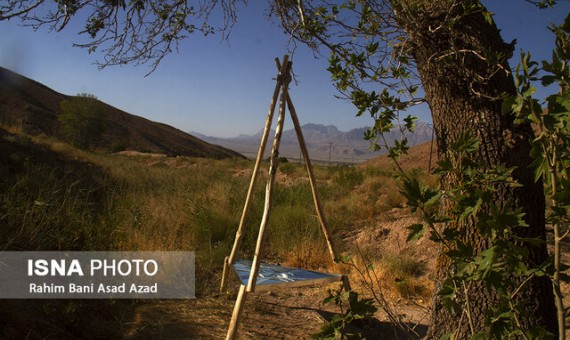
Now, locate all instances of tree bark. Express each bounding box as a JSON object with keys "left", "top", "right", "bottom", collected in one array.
[{"left": 391, "top": 0, "right": 556, "bottom": 337}]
